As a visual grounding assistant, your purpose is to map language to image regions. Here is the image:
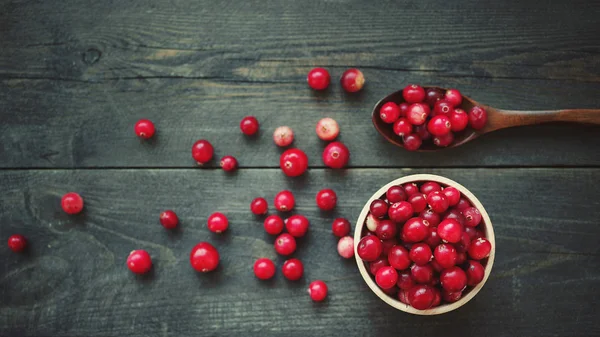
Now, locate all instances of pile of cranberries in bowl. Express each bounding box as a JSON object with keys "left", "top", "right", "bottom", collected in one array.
[
  {"left": 377, "top": 85, "right": 488, "bottom": 151},
  {"left": 354, "top": 174, "right": 494, "bottom": 314}
]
